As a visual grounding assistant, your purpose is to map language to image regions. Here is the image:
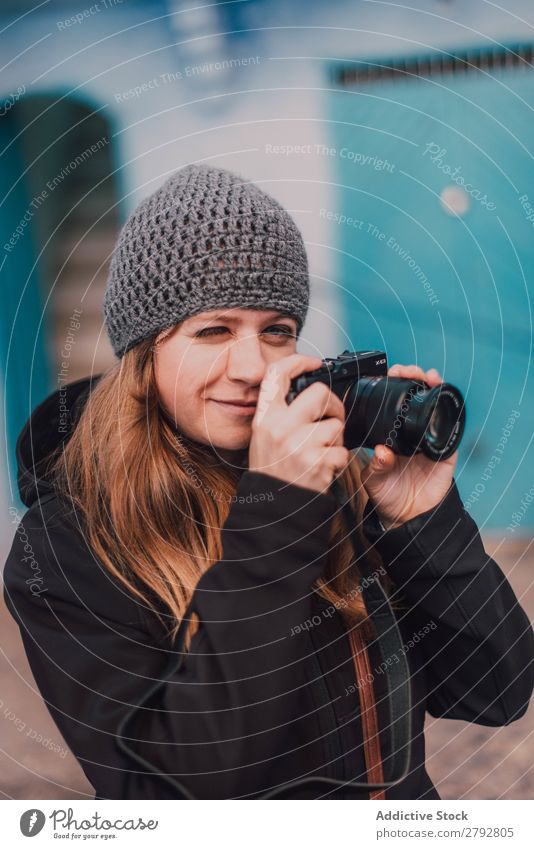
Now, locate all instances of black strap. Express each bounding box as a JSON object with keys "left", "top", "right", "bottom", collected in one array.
[{"left": 116, "top": 477, "right": 413, "bottom": 799}]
